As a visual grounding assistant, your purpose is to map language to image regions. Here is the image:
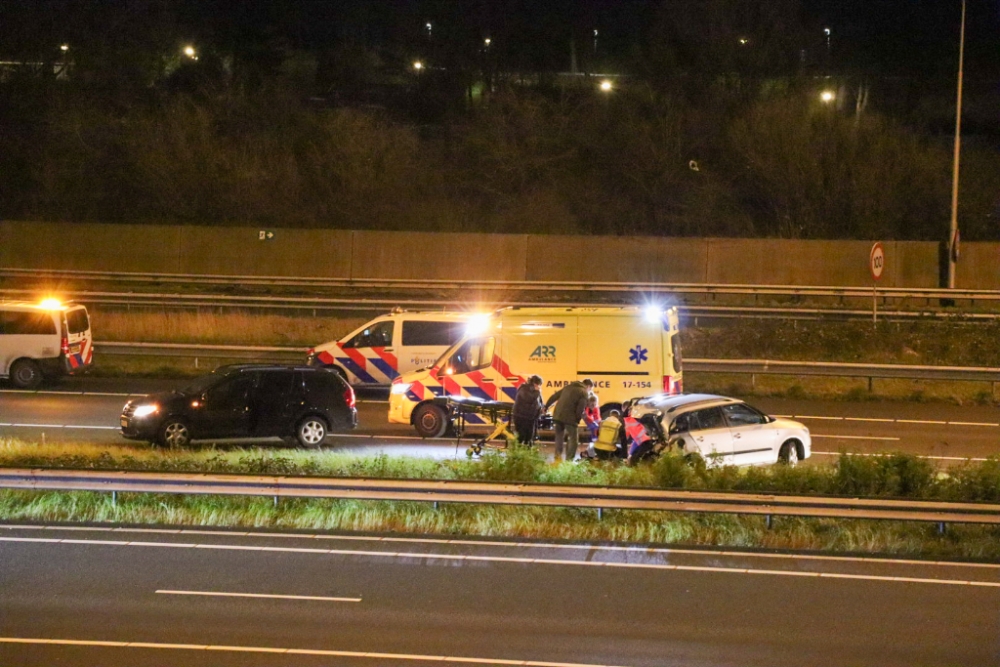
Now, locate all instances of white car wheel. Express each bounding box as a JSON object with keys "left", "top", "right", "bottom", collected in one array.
[{"left": 779, "top": 441, "right": 799, "bottom": 466}]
